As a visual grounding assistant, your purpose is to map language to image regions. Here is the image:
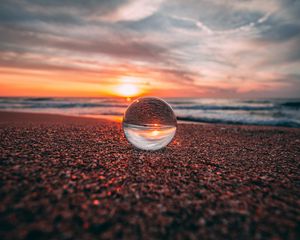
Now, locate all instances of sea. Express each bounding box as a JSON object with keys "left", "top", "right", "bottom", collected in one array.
[{"left": 0, "top": 97, "right": 300, "bottom": 127}]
